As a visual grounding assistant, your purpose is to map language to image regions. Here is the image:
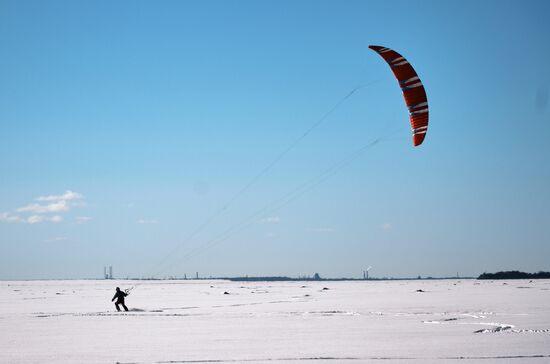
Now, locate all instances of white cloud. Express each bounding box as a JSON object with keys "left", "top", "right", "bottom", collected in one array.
[
  {"left": 45, "top": 236, "right": 68, "bottom": 242},
  {"left": 36, "top": 190, "right": 83, "bottom": 202},
  {"left": 76, "top": 216, "right": 93, "bottom": 224},
  {"left": 307, "top": 227, "right": 335, "bottom": 233},
  {"left": 259, "top": 216, "right": 281, "bottom": 224},
  {"left": 0, "top": 212, "right": 24, "bottom": 224},
  {"left": 381, "top": 223, "right": 392, "bottom": 230},
  {"left": 1, "top": 190, "right": 85, "bottom": 225},
  {"left": 27, "top": 215, "right": 44, "bottom": 224},
  {"left": 1, "top": 212, "right": 62, "bottom": 224},
  {"left": 17, "top": 200, "right": 69, "bottom": 214},
  {"left": 27, "top": 215, "right": 63, "bottom": 224},
  {"left": 49, "top": 215, "right": 63, "bottom": 223},
  {"left": 137, "top": 219, "right": 158, "bottom": 224}
]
